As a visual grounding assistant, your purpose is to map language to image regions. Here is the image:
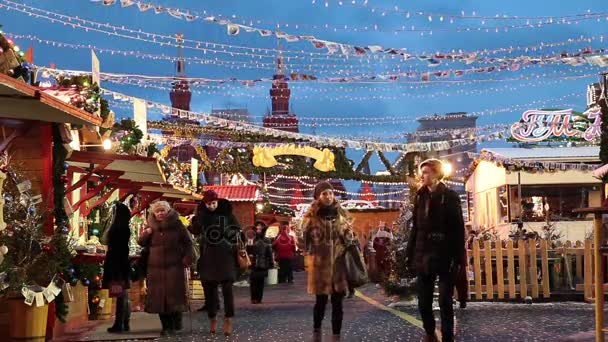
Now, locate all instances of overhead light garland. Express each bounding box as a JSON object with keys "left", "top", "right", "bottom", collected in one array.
[
  {"left": 4, "top": 0, "right": 607, "bottom": 66},
  {"left": 91, "top": 0, "right": 608, "bottom": 43},
  {"left": 6, "top": 30, "right": 608, "bottom": 71}
]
